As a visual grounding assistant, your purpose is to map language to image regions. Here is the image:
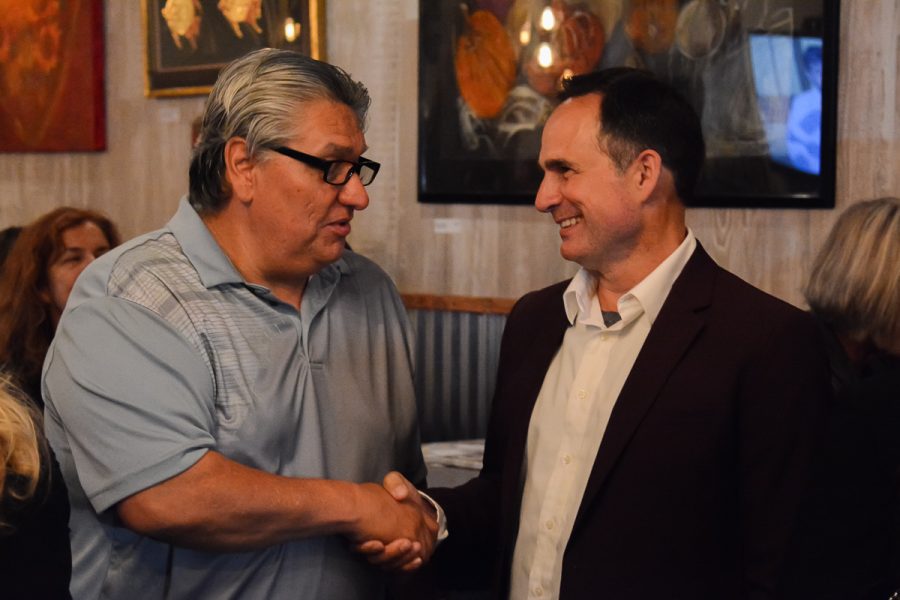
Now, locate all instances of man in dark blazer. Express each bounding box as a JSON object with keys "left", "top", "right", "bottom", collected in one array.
[{"left": 365, "top": 68, "right": 830, "bottom": 599}]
